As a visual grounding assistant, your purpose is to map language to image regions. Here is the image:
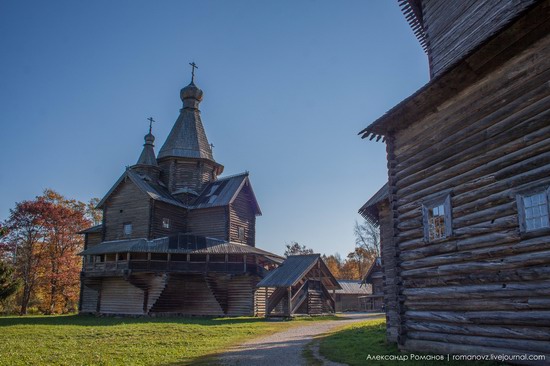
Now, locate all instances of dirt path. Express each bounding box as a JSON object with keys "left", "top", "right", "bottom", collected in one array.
[{"left": 216, "top": 313, "right": 384, "bottom": 366}]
